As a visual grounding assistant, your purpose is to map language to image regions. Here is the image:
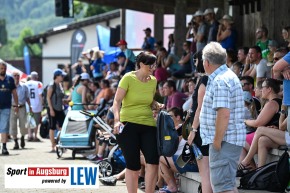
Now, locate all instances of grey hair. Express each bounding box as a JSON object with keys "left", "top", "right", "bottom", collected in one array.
[
  {"left": 0, "top": 59, "right": 7, "bottom": 66},
  {"left": 202, "top": 42, "right": 227, "bottom": 65}
]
